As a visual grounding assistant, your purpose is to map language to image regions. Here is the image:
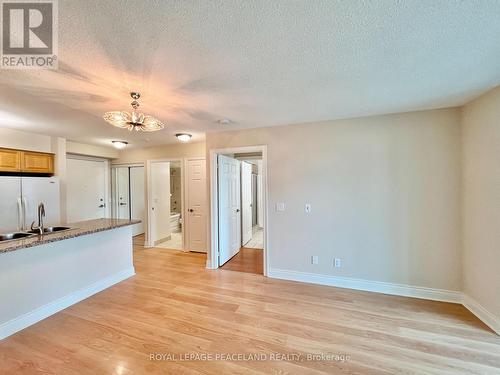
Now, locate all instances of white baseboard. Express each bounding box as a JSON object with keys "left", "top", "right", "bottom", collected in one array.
[
  {"left": 463, "top": 294, "right": 500, "bottom": 335},
  {"left": 0, "top": 267, "right": 135, "bottom": 340},
  {"left": 268, "top": 268, "right": 462, "bottom": 303},
  {"left": 206, "top": 259, "right": 218, "bottom": 269}
]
